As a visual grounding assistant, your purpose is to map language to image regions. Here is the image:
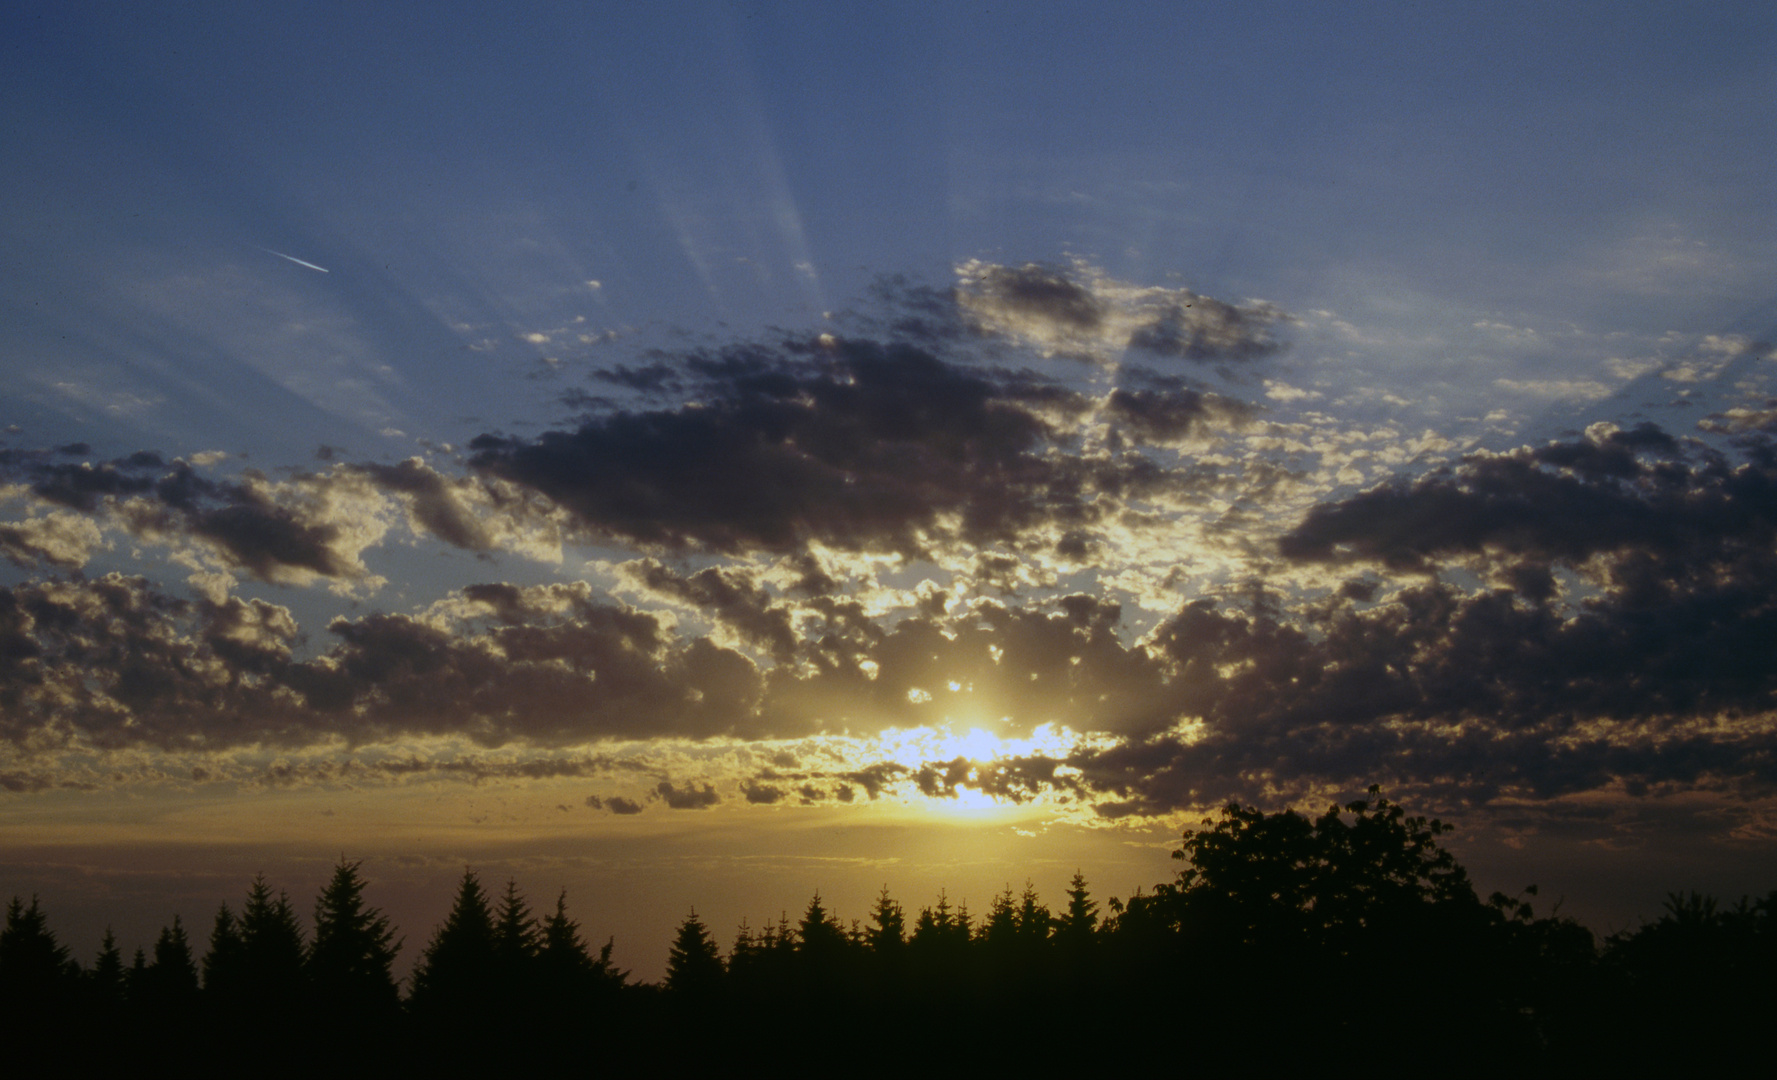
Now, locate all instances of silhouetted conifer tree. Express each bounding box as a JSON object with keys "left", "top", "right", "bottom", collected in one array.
[
  {"left": 867, "top": 887, "right": 905, "bottom": 953},
  {"left": 728, "top": 918, "right": 758, "bottom": 969},
  {"left": 308, "top": 860, "right": 400, "bottom": 1028},
  {"left": 531, "top": 889, "right": 625, "bottom": 1059},
  {"left": 664, "top": 910, "right": 722, "bottom": 997},
  {"left": 982, "top": 885, "right": 1021, "bottom": 950},
  {"left": 909, "top": 890, "right": 971, "bottom": 1005},
  {"left": 126, "top": 947, "right": 148, "bottom": 1001},
  {"left": 87, "top": 928, "right": 127, "bottom": 1010},
  {"left": 0, "top": 897, "right": 79, "bottom": 1063},
  {"left": 537, "top": 890, "right": 621, "bottom": 999},
  {"left": 797, "top": 893, "right": 847, "bottom": 957},
  {"left": 408, "top": 870, "right": 497, "bottom": 1020},
  {"left": 142, "top": 915, "right": 201, "bottom": 1008},
  {"left": 795, "top": 892, "right": 851, "bottom": 1006},
  {"left": 237, "top": 875, "right": 307, "bottom": 1027},
  {"left": 203, "top": 903, "right": 246, "bottom": 995},
  {"left": 493, "top": 879, "right": 539, "bottom": 971},
  {"left": 1052, "top": 871, "right": 1101, "bottom": 1017},
  {"left": 1014, "top": 881, "right": 1050, "bottom": 944},
  {"left": 1054, "top": 871, "right": 1098, "bottom": 945},
  {"left": 911, "top": 891, "right": 970, "bottom": 954},
  {"left": 1, "top": 896, "right": 73, "bottom": 998}
]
